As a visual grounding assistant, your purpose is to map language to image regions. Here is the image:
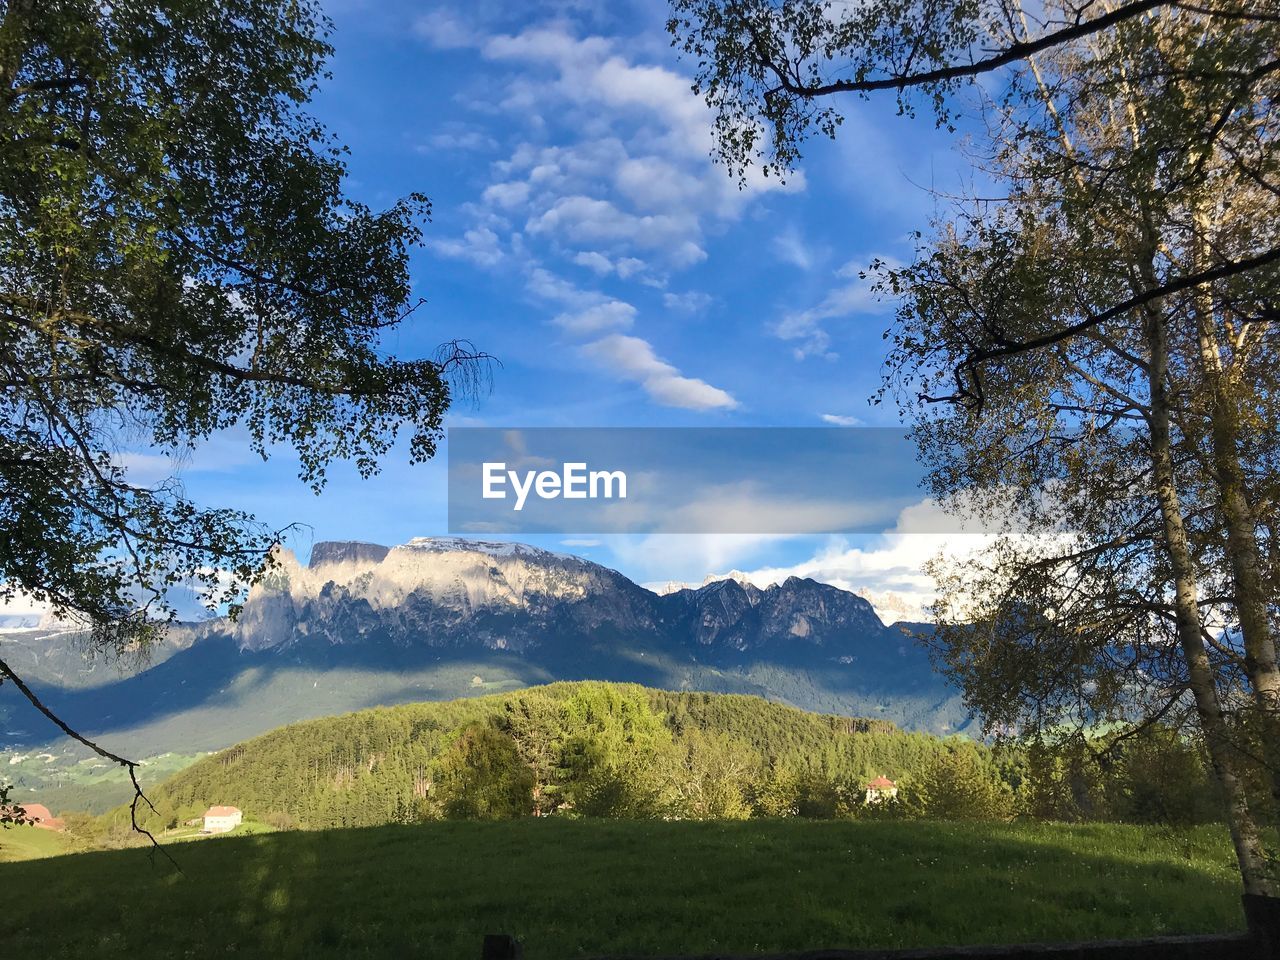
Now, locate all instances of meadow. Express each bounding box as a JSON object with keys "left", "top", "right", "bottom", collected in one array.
[
  {"left": 0, "top": 818, "right": 1248, "bottom": 959},
  {"left": 0, "top": 823, "right": 70, "bottom": 862}
]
